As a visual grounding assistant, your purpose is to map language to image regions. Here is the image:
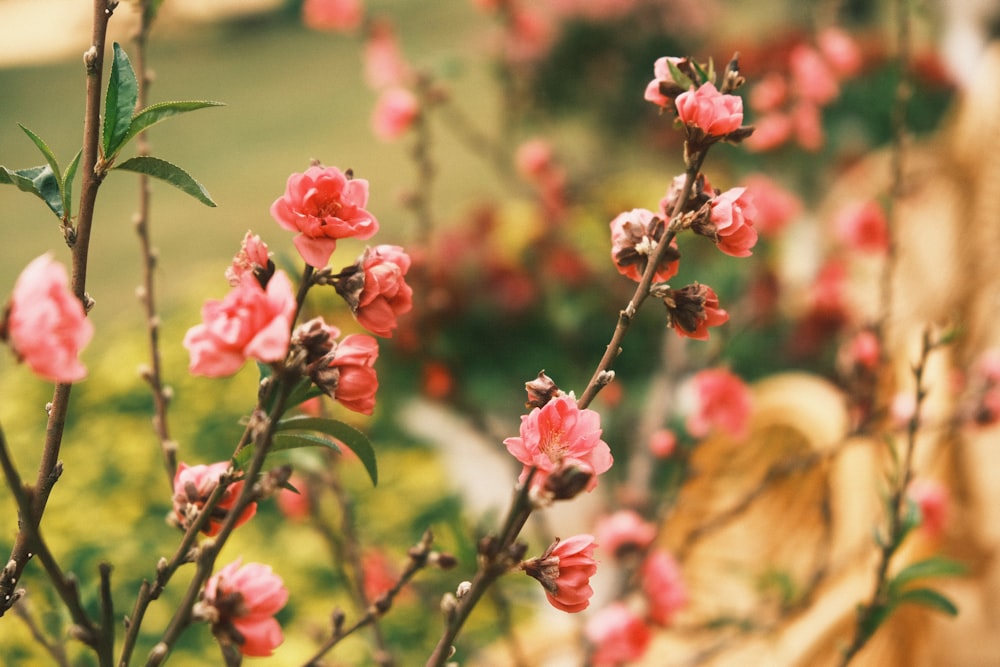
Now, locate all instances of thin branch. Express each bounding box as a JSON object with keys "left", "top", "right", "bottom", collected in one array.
[{"left": 12, "top": 595, "right": 70, "bottom": 667}]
